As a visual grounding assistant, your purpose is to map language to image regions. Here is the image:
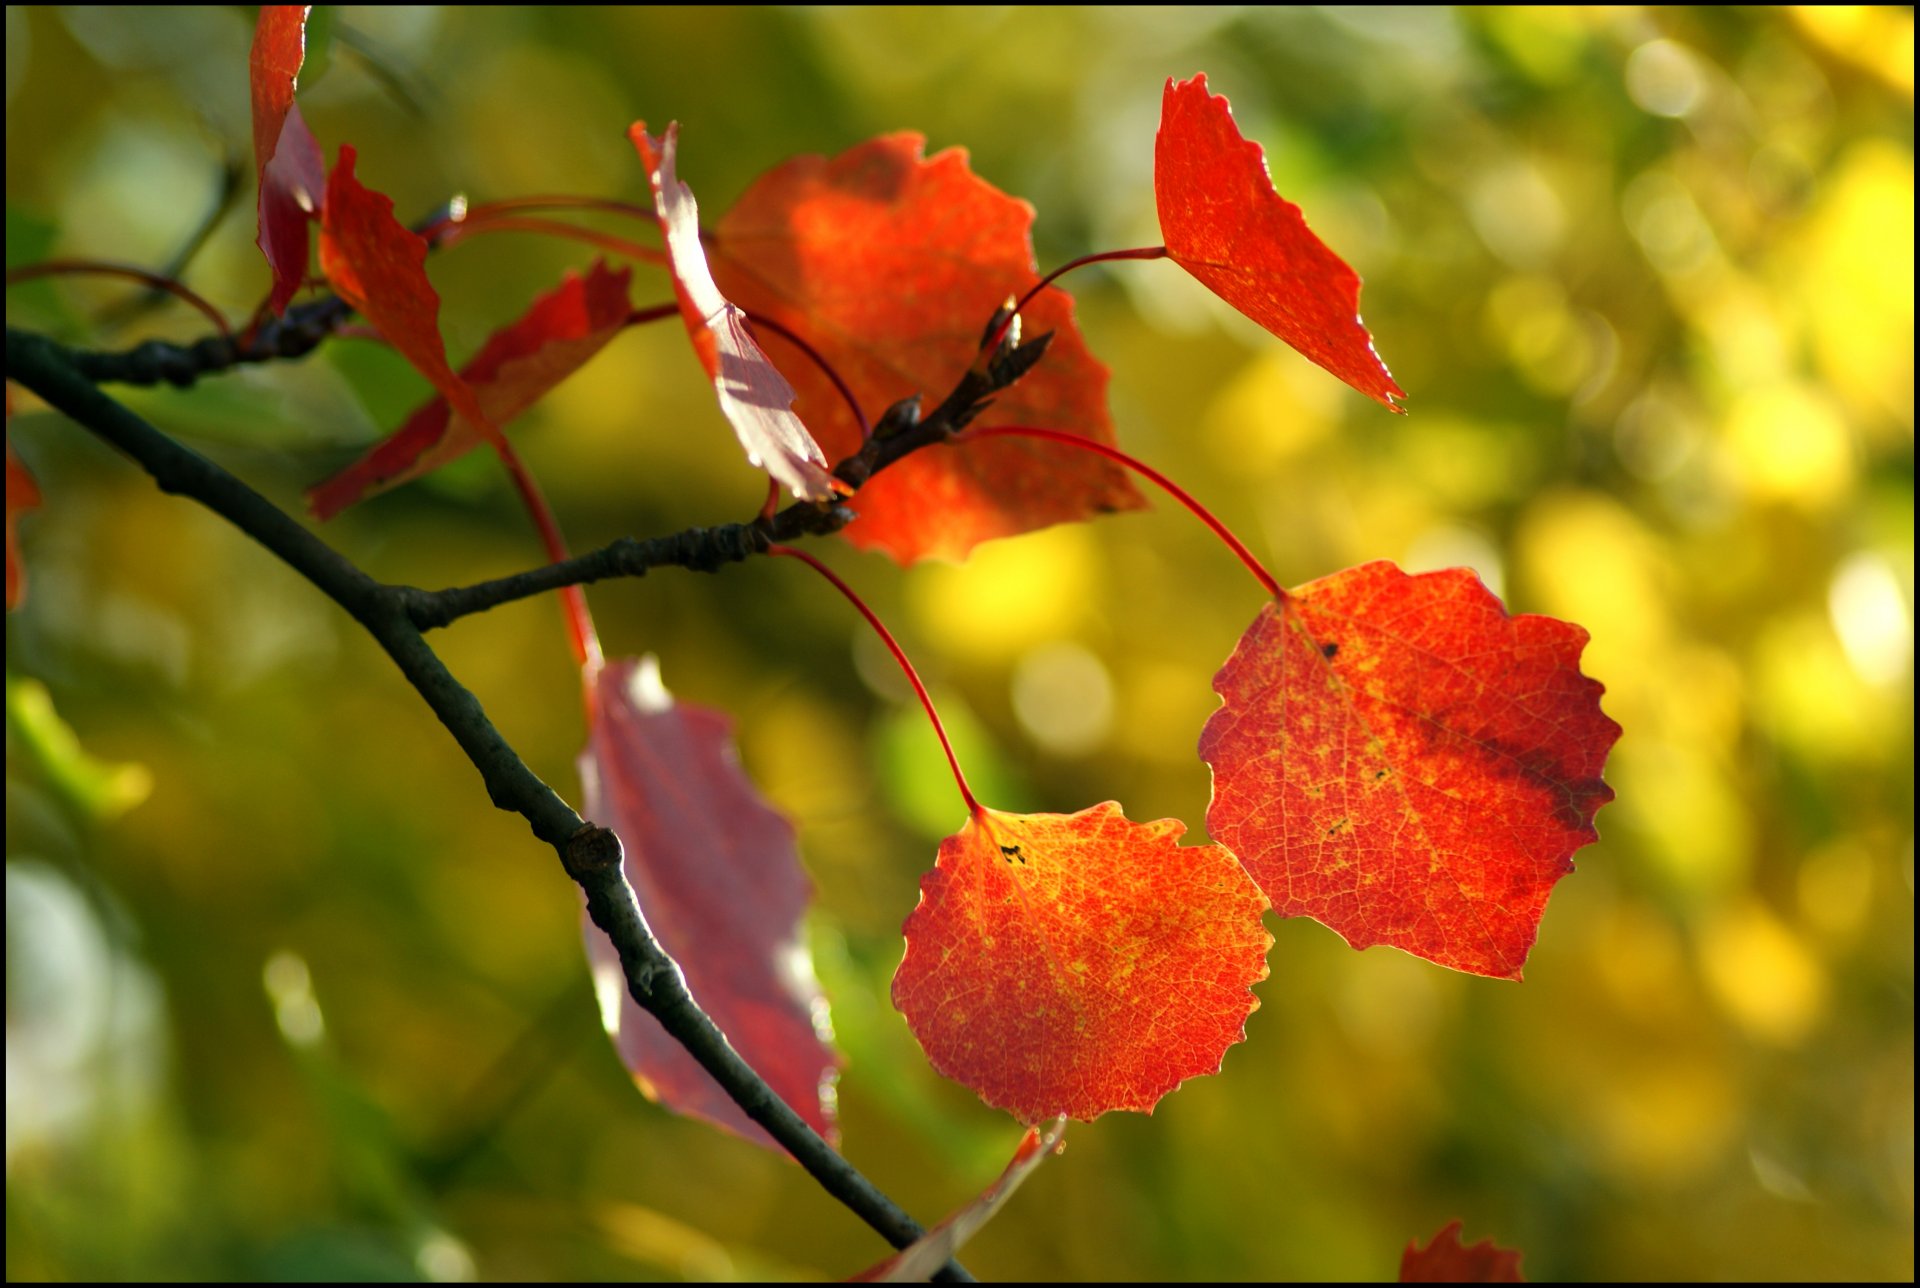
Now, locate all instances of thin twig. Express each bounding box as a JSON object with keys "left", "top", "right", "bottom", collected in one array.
[{"left": 406, "top": 328, "right": 1058, "bottom": 628}]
